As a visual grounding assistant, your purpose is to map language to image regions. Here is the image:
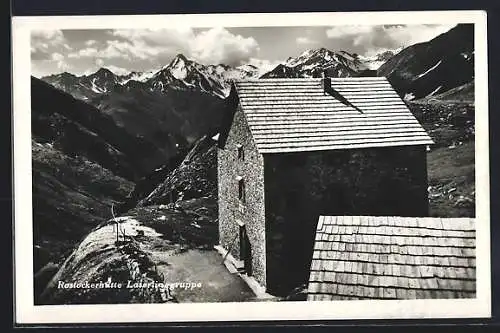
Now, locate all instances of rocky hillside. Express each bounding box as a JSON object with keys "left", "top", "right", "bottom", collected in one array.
[
  {"left": 38, "top": 134, "right": 220, "bottom": 305},
  {"left": 137, "top": 135, "right": 218, "bottom": 207},
  {"left": 378, "top": 24, "right": 474, "bottom": 102}
]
